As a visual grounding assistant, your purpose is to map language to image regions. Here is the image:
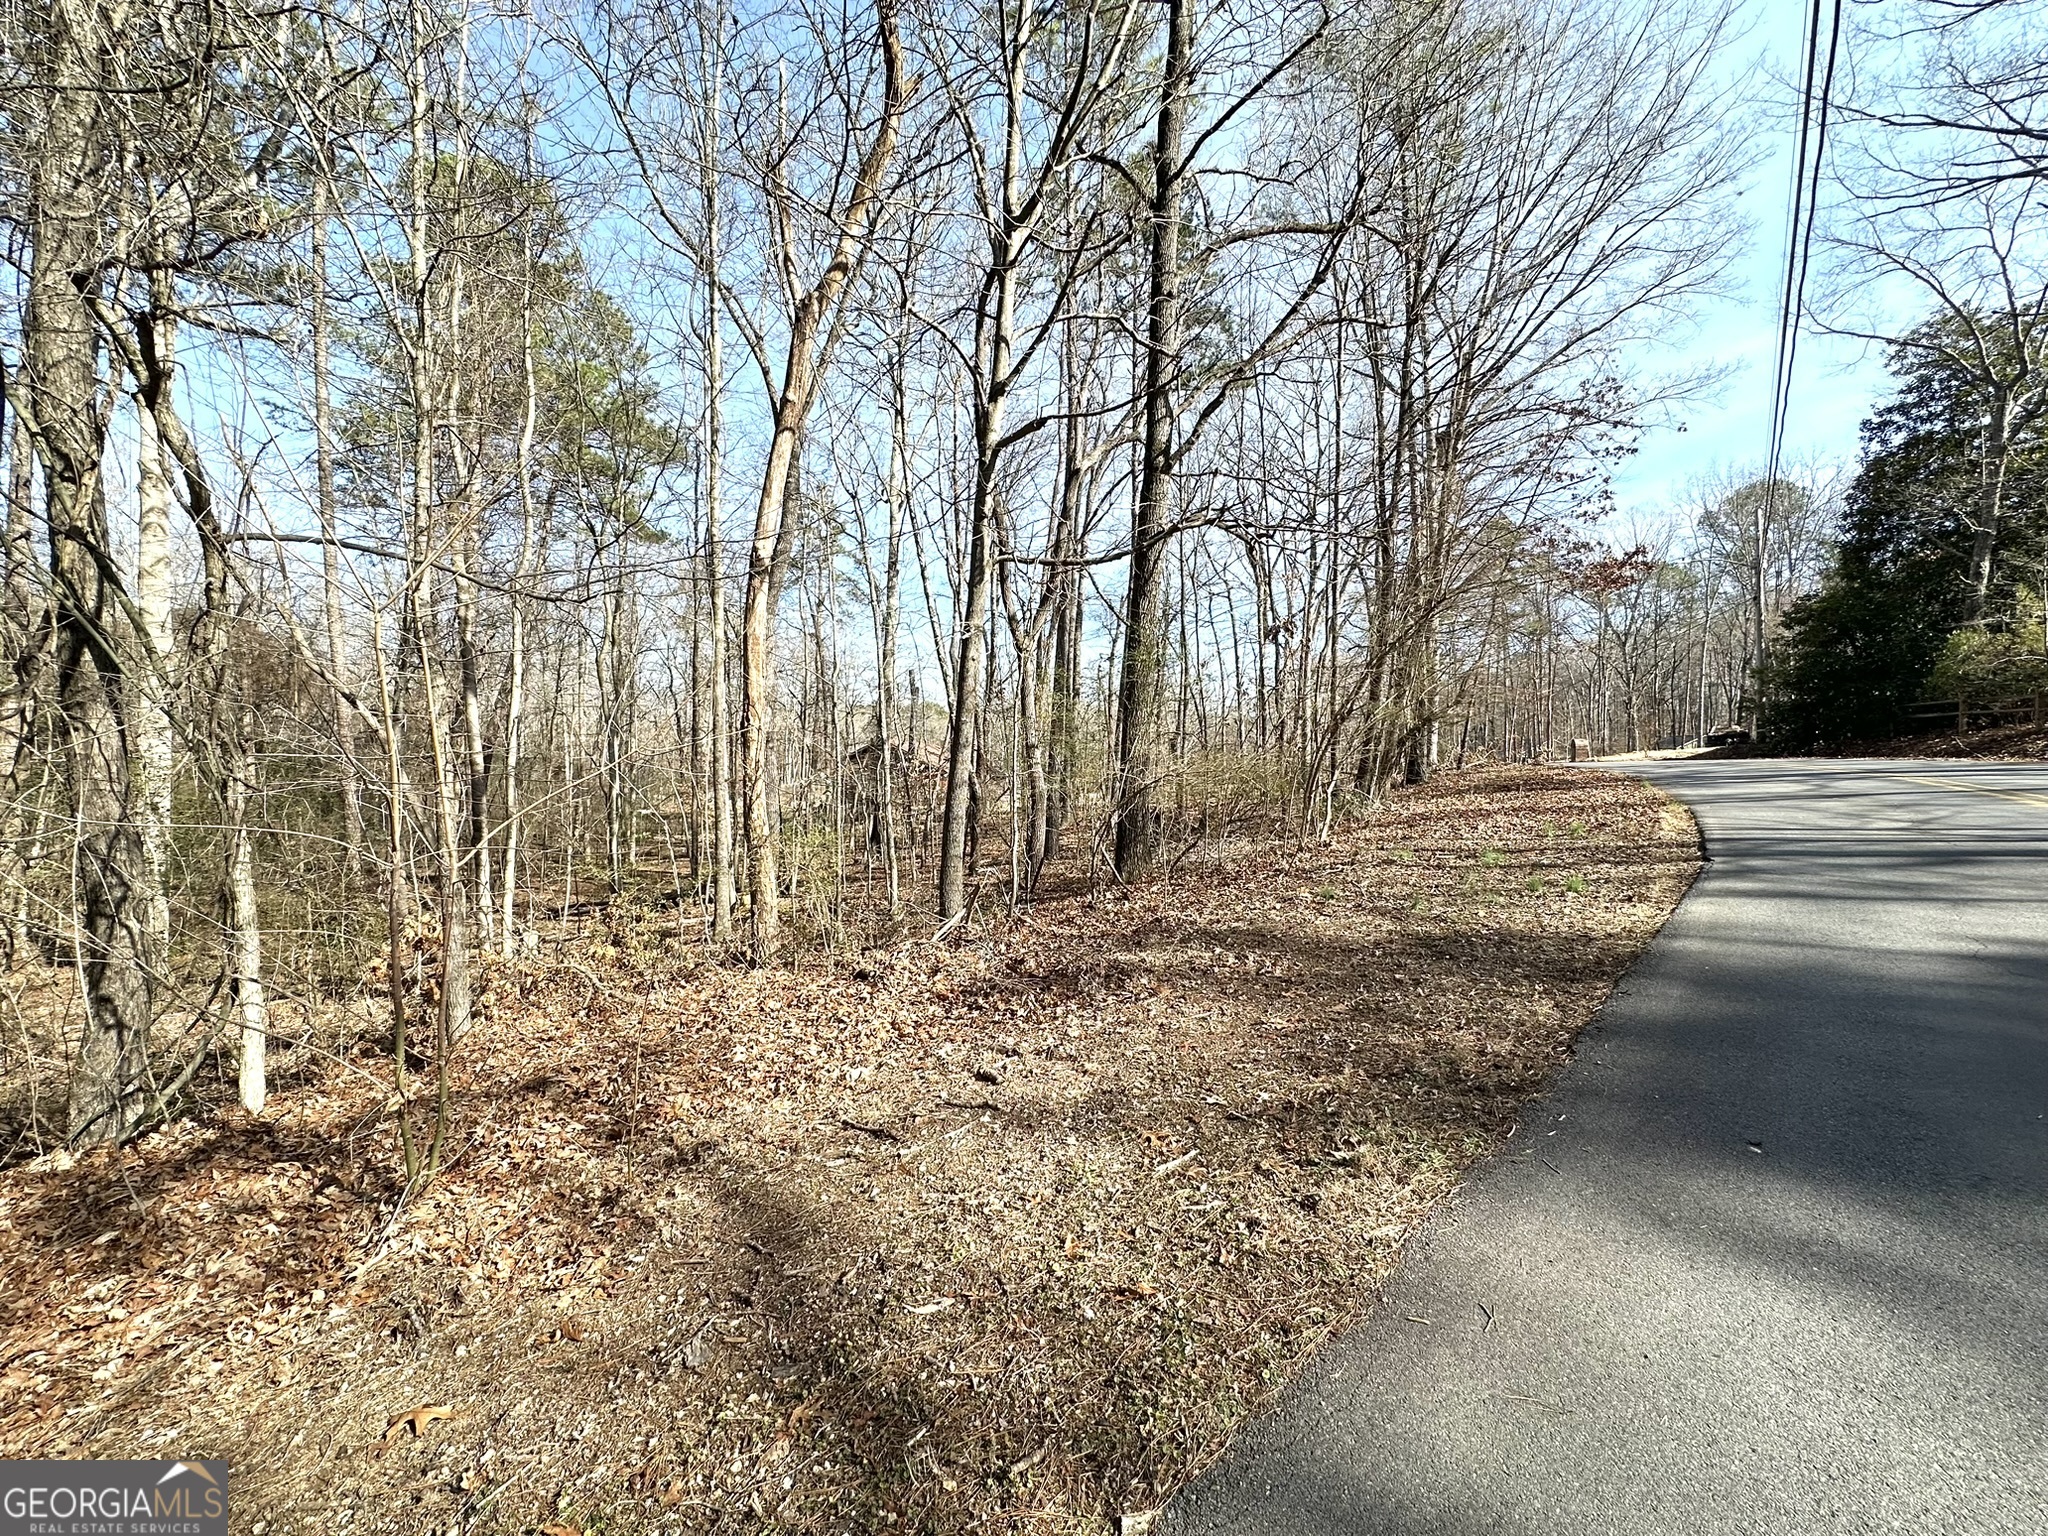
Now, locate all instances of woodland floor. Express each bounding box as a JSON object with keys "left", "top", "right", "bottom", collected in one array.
[
  {"left": 0, "top": 765, "right": 1698, "bottom": 1536},
  {"left": 1827, "top": 717, "right": 2048, "bottom": 759},
  {"left": 1665, "top": 717, "right": 2048, "bottom": 761}
]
